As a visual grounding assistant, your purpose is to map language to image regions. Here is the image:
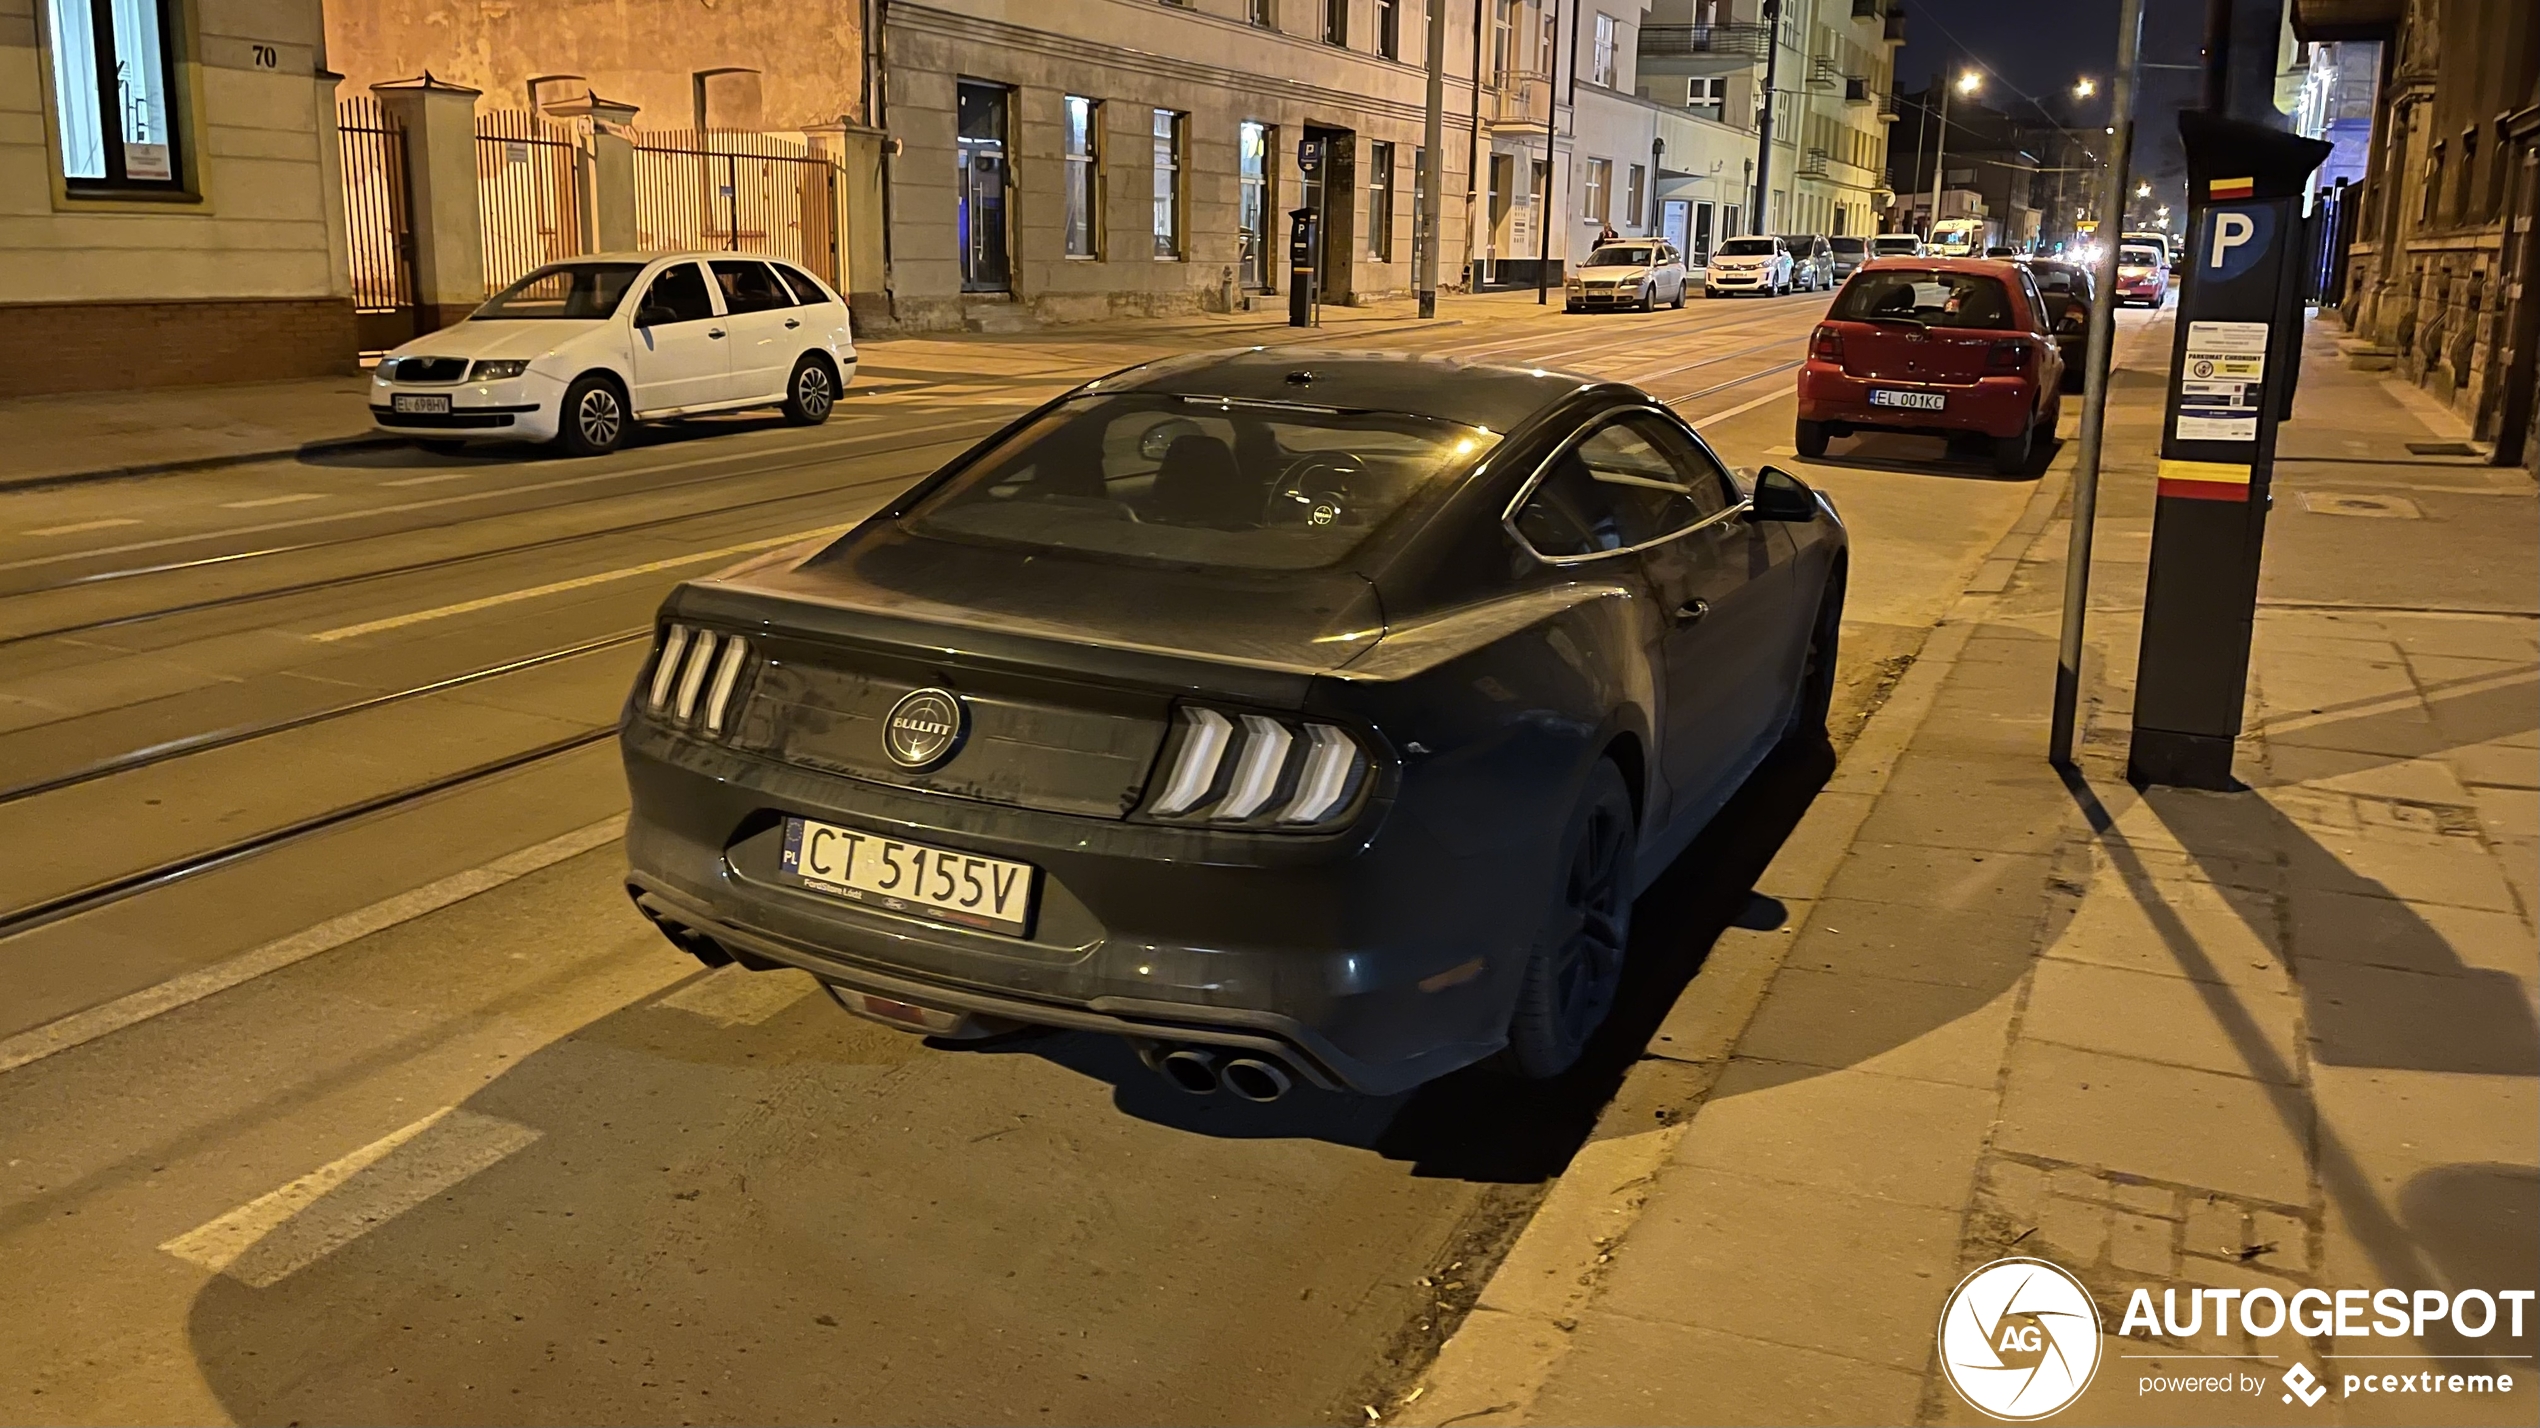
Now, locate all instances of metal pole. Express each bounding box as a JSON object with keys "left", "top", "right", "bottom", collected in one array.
[
  {"left": 1420, "top": 0, "right": 1445, "bottom": 318},
  {"left": 1535, "top": 0, "right": 1562, "bottom": 302},
  {"left": 2048, "top": 0, "right": 2143, "bottom": 767},
  {"left": 1927, "top": 81, "right": 1948, "bottom": 243},
  {"left": 1752, "top": 0, "right": 1781, "bottom": 234}
]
